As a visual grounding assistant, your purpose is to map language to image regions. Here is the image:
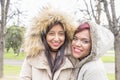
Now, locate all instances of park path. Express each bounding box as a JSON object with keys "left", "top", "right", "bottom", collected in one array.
[
  {"left": 4, "top": 59, "right": 23, "bottom": 66},
  {"left": 104, "top": 63, "right": 115, "bottom": 73}
]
